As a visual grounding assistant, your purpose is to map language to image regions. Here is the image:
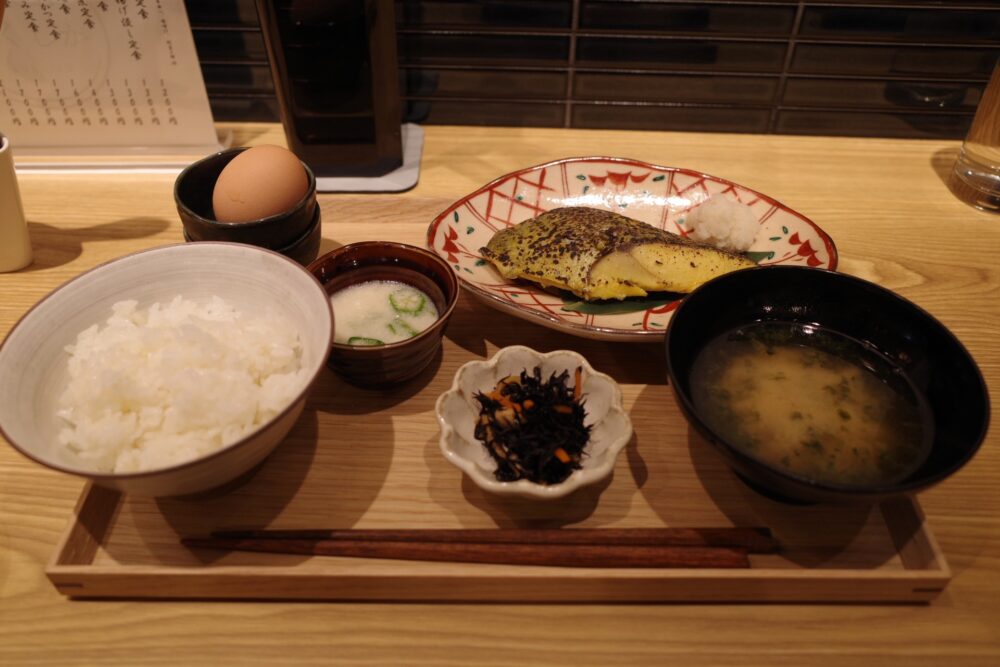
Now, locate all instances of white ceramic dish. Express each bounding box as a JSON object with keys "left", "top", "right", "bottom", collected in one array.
[
  {"left": 435, "top": 345, "right": 633, "bottom": 499},
  {"left": 0, "top": 242, "right": 333, "bottom": 497},
  {"left": 426, "top": 156, "right": 837, "bottom": 342}
]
